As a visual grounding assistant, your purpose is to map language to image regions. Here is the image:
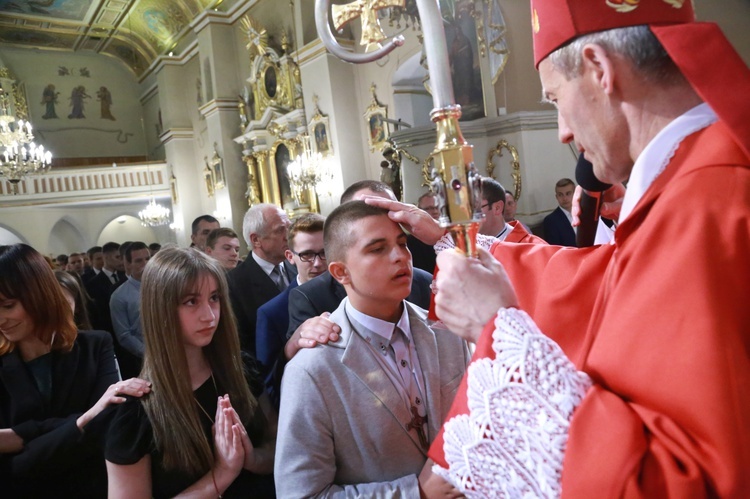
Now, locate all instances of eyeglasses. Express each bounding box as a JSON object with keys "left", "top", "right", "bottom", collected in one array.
[
  {"left": 292, "top": 250, "right": 326, "bottom": 263},
  {"left": 480, "top": 202, "right": 491, "bottom": 210}
]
